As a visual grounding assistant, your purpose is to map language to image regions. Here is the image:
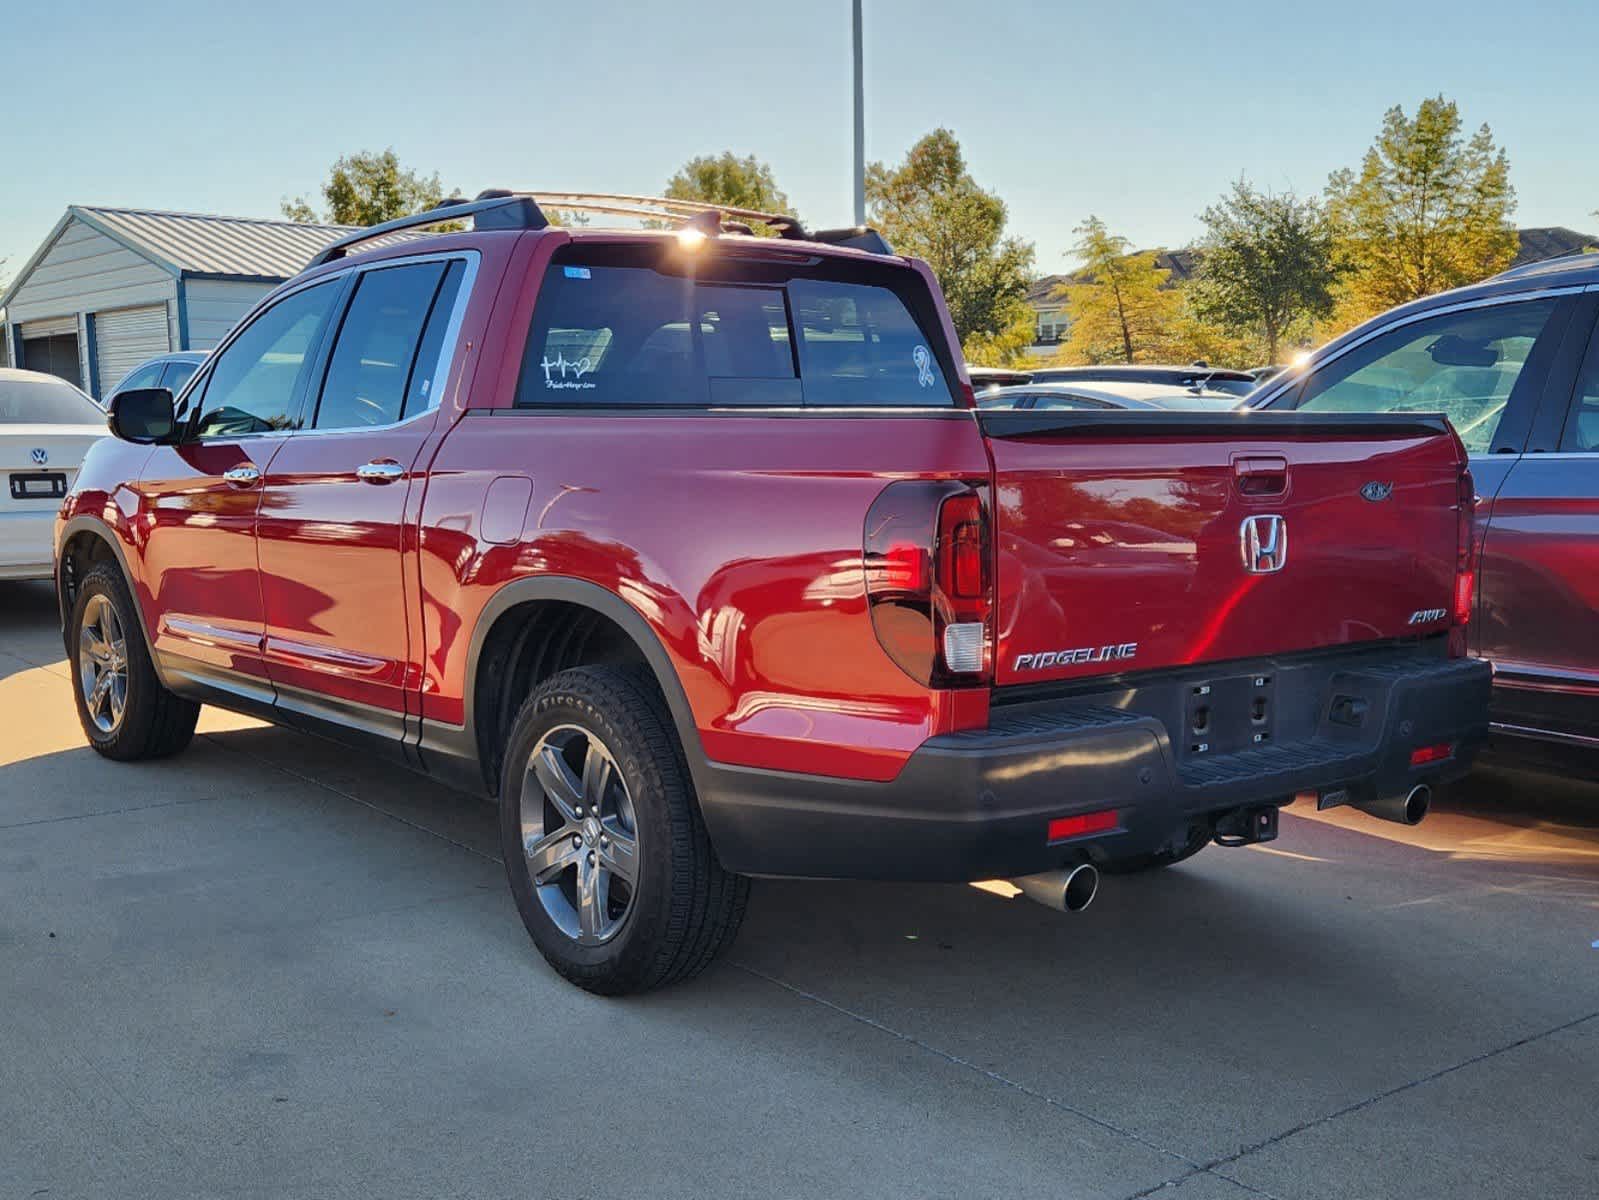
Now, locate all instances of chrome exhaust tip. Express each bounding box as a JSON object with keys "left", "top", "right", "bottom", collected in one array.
[
  {"left": 1354, "top": 783, "right": 1431, "bottom": 826},
  {"left": 1012, "top": 862, "right": 1099, "bottom": 913}
]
